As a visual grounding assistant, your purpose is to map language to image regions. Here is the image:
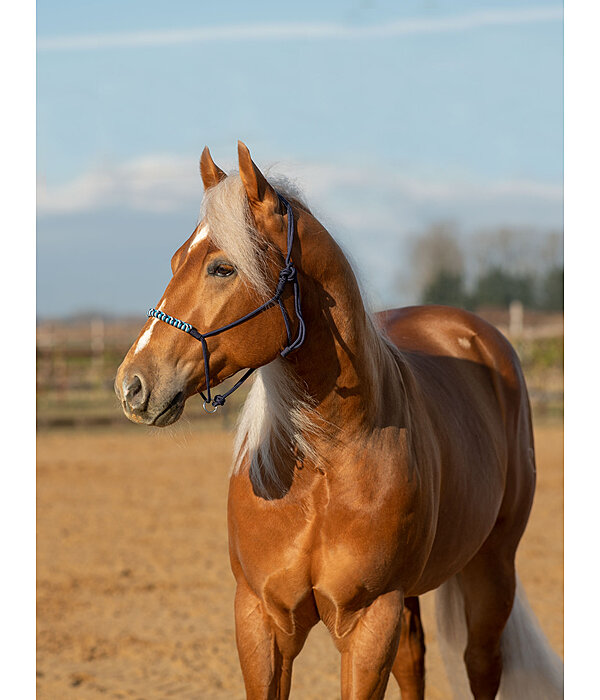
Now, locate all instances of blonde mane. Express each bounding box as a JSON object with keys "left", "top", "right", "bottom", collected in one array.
[{"left": 201, "top": 173, "right": 411, "bottom": 497}]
